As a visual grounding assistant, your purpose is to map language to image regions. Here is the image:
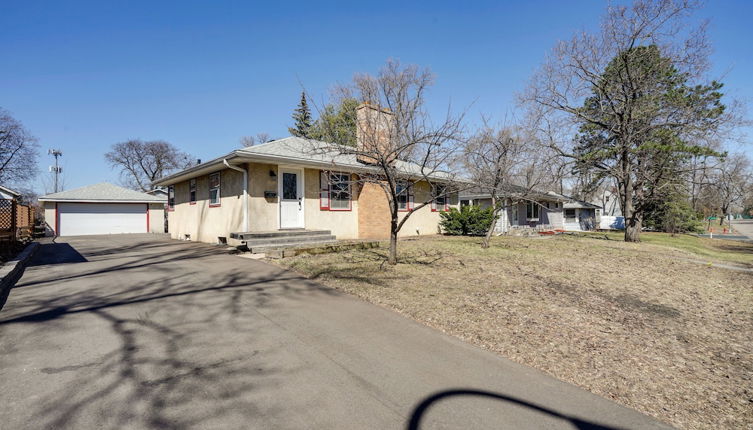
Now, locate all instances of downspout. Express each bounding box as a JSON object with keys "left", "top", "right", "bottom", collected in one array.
[{"left": 223, "top": 159, "right": 249, "bottom": 232}]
